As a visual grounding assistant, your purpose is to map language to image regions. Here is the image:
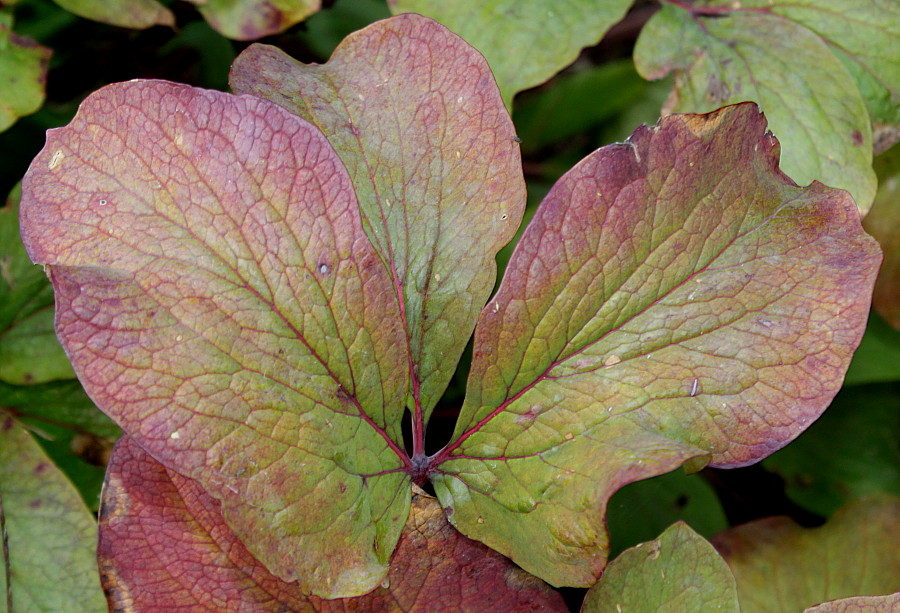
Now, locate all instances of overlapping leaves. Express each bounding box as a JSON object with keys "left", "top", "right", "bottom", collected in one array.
[
  {"left": 20, "top": 13, "right": 881, "bottom": 601},
  {"left": 634, "top": 0, "right": 882, "bottom": 212}
]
